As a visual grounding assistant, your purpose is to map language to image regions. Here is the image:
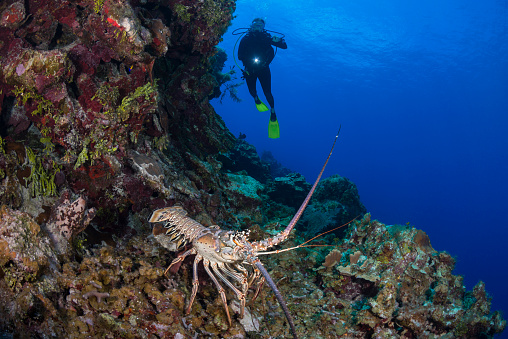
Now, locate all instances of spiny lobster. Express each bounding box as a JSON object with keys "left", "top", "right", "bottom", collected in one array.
[{"left": 149, "top": 129, "right": 341, "bottom": 339}]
